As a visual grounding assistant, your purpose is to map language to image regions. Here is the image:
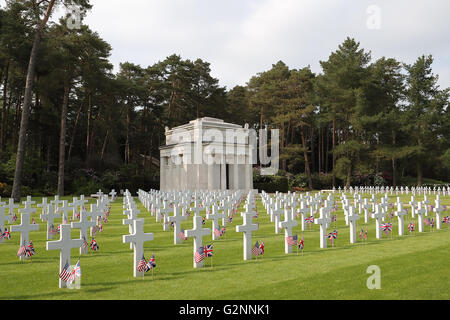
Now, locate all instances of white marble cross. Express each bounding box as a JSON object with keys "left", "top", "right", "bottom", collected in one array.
[
  {"left": 206, "top": 204, "right": 226, "bottom": 241},
  {"left": 297, "top": 200, "right": 309, "bottom": 231},
  {"left": 372, "top": 204, "right": 385, "bottom": 239},
  {"left": 279, "top": 206, "right": 298, "bottom": 254},
  {"left": 0, "top": 207, "right": 12, "bottom": 243},
  {"left": 362, "top": 198, "right": 371, "bottom": 224},
  {"left": 37, "top": 198, "right": 48, "bottom": 221},
  {"left": 347, "top": 206, "right": 360, "bottom": 244},
  {"left": 434, "top": 195, "right": 444, "bottom": 230},
  {"left": 109, "top": 189, "right": 117, "bottom": 201},
  {"left": 123, "top": 218, "right": 154, "bottom": 277},
  {"left": 395, "top": 198, "right": 407, "bottom": 236},
  {"left": 409, "top": 196, "right": 417, "bottom": 218},
  {"left": 416, "top": 201, "right": 426, "bottom": 233},
  {"left": 315, "top": 207, "right": 331, "bottom": 249},
  {"left": 185, "top": 215, "right": 211, "bottom": 268},
  {"left": 272, "top": 201, "right": 284, "bottom": 234},
  {"left": 168, "top": 204, "right": 187, "bottom": 244},
  {"left": 10, "top": 205, "right": 39, "bottom": 260},
  {"left": 58, "top": 200, "right": 73, "bottom": 223},
  {"left": 46, "top": 224, "right": 83, "bottom": 288},
  {"left": 159, "top": 201, "right": 172, "bottom": 231},
  {"left": 22, "top": 196, "right": 36, "bottom": 209},
  {"left": 423, "top": 195, "right": 430, "bottom": 216},
  {"left": 236, "top": 211, "right": 259, "bottom": 260},
  {"left": 88, "top": 204, "right": 104, "bottom": 236},
  {"left": 41, "top": 204, "right": 61, "bottom": 240},
  {"left": 71, "top": 209, "right": 96, "bottom": 254}
]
